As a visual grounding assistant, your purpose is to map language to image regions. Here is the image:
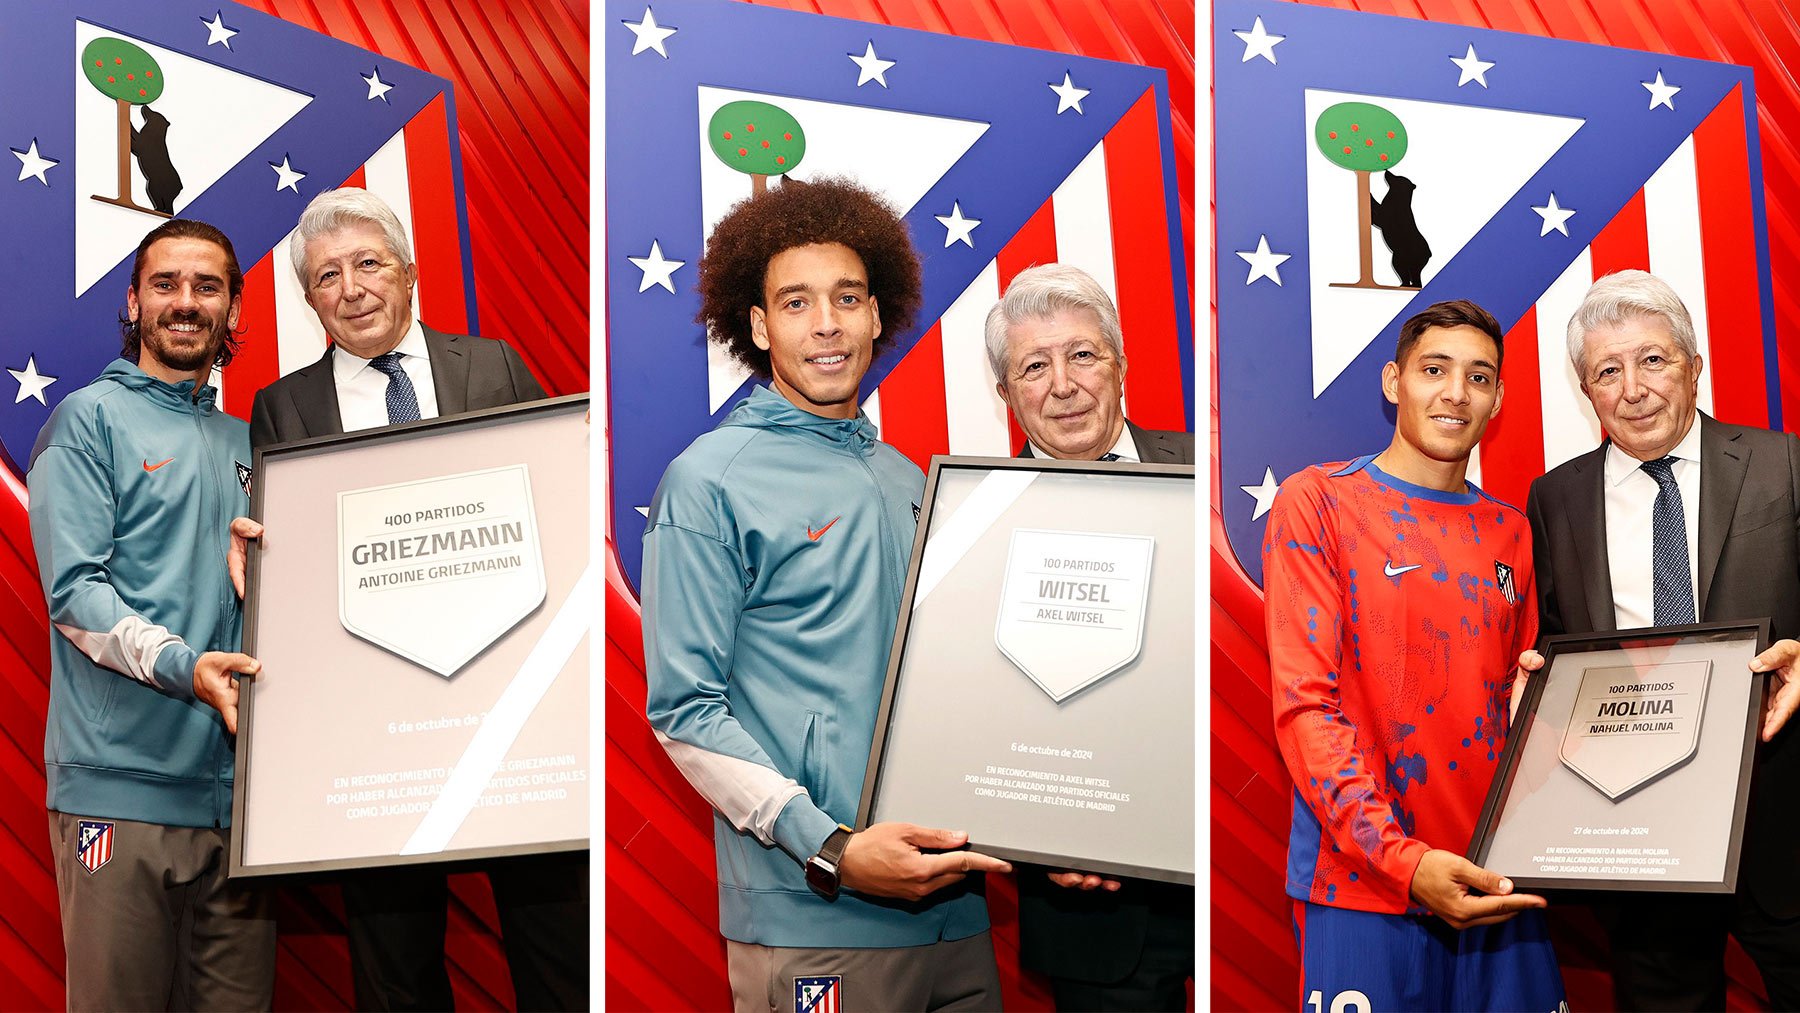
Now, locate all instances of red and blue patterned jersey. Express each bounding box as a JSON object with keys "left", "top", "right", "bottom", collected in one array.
[{"left": 1263, "top": 455, "right": 1537, "bottom": 914}]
